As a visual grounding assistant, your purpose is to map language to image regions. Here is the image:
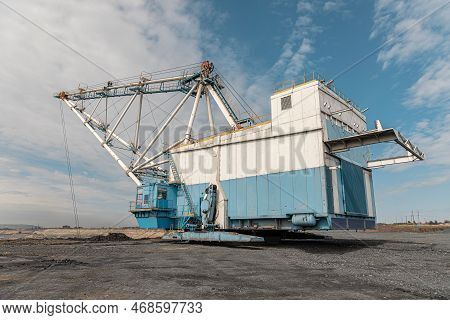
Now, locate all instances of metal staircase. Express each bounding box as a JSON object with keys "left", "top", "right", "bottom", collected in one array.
[{"left": 167, "top": 153, "right": 196, "bottom": 219}]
